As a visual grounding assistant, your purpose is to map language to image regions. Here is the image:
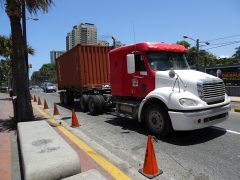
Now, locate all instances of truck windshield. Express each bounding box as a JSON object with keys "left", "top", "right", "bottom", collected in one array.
[{"left": 146, "top": 51, "right": 190, "bottom": 71}]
